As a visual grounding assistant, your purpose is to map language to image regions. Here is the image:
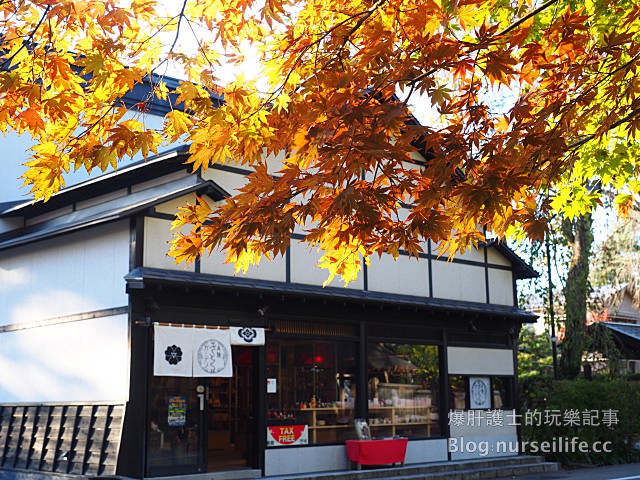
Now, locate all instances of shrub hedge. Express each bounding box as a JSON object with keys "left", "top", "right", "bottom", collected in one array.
[{"left": 519, "top": 377, "right": 640, "bottom": 465}]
